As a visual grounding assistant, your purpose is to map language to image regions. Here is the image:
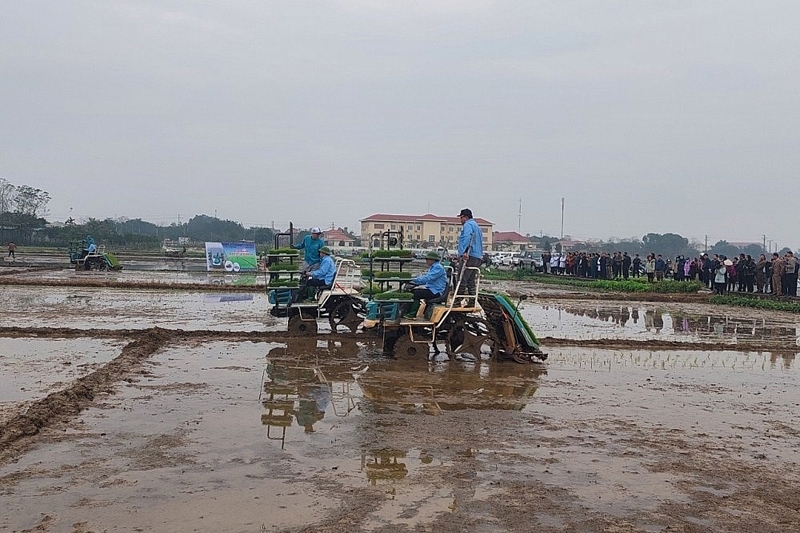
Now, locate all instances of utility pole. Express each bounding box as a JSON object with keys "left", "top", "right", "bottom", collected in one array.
[
  {"left": 560, "top": 197, "right": 565, "bottom": 239},
  {"left": 768, "top": 239, "right": 772, "bottom": 253},
  {"left": 518, "top": 198, "right": 522, "bottom": 234},
  {"left": 704, "top": 235, "right": 708, "bottom": 253},
  {"left": 763, "top": 234, "right": 767, "bottom": 253}
]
